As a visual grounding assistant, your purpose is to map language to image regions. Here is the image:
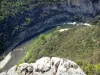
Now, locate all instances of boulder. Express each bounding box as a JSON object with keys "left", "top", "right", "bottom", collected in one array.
[{"left": 0, "top": 57, "right": 86, "bottom": 75}]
